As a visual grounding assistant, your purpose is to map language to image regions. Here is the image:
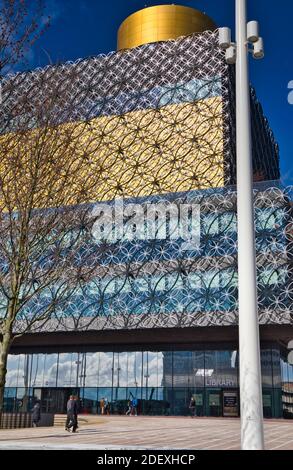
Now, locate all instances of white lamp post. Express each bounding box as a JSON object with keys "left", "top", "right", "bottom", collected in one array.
[{"left": 219, "top": 0, "right": 265, "bottom": 450}]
